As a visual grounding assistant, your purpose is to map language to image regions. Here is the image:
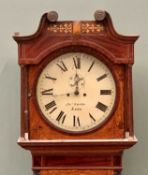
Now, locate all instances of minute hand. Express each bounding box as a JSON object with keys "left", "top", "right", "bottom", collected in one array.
[{"left": 52, "top": 92, "right": 74, "bottom": 97}]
